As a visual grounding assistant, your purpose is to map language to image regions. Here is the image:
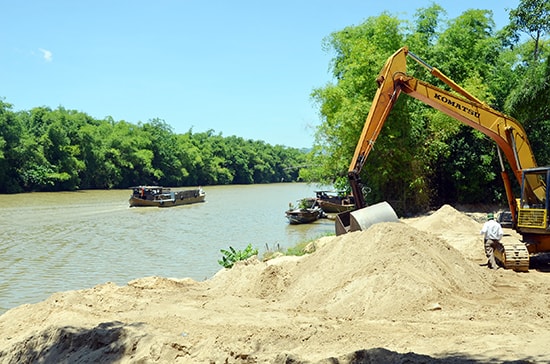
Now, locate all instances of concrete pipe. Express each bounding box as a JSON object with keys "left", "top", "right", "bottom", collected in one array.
[{"left": 335, "top": 201, "right": 398, "bottom": 235}]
